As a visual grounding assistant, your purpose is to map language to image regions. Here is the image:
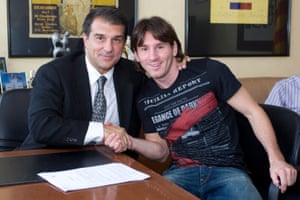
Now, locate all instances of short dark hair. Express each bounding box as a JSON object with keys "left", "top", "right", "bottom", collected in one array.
[
  {"left": 131, "top": 16, "right": 185, "bottom": 62},
  {"left": 82, "top": 7, "right": 128, "bottom": 38}
]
